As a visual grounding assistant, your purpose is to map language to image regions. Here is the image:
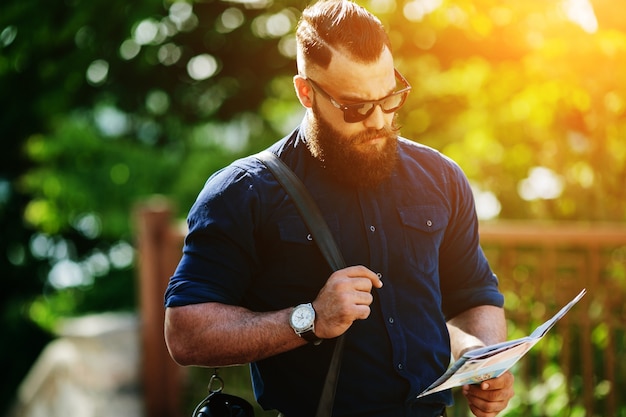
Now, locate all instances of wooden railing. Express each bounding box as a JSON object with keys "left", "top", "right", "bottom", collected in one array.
[
  {"left": 475, "top": 221, "right": 626, "bottom": 417},
  {"left": 136, "top": 201, "right": 626, "bottom": 417}
]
